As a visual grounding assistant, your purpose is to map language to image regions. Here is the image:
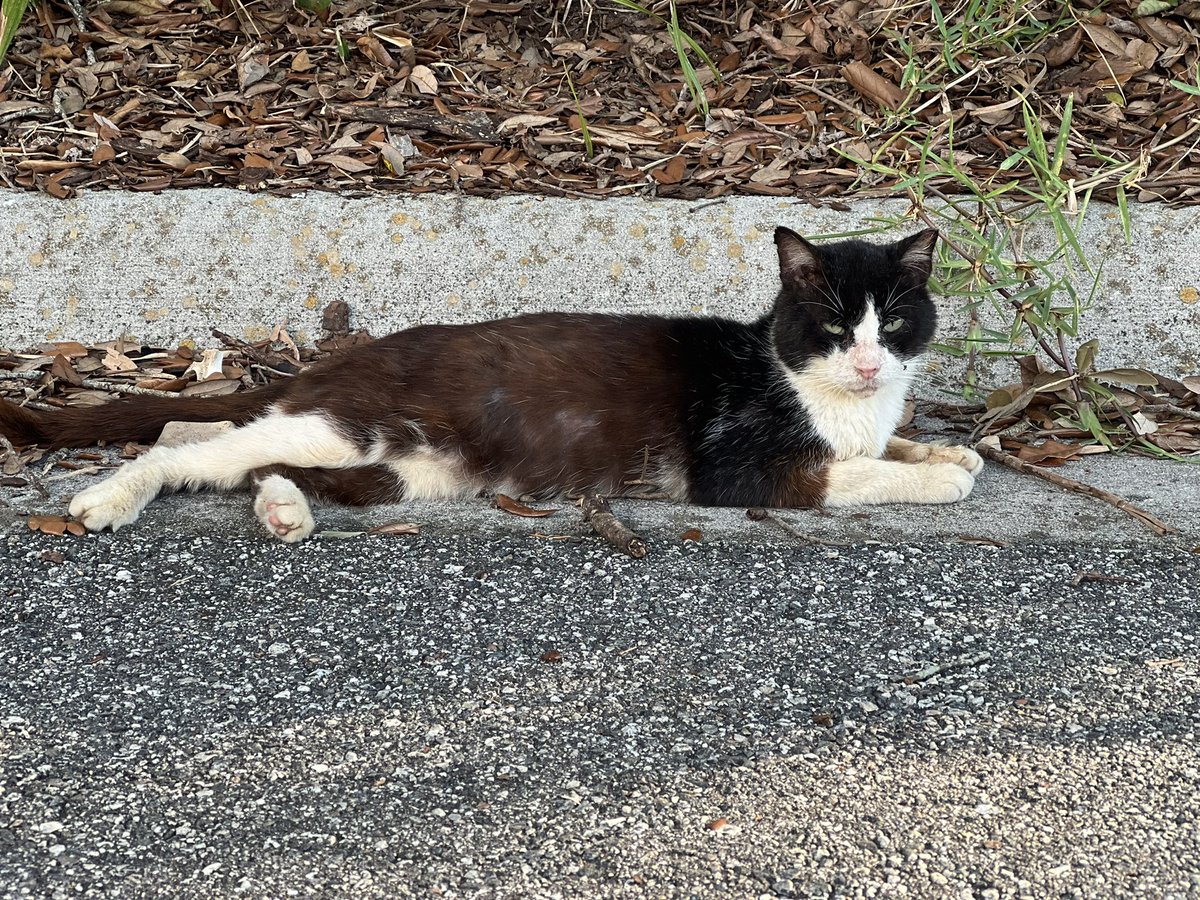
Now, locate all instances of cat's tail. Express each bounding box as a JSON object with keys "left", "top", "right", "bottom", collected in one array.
[{"left": 0, "top": 379, "right": 291, "bottom": 449}]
